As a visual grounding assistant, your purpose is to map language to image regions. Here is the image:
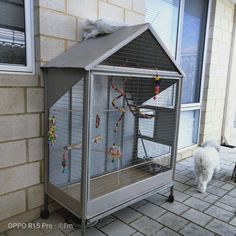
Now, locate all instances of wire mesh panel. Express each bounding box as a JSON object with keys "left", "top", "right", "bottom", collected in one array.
[
  {"left": 48, "top": 92, "right": 69, "bottom": 186},
  {"left": 48, "top": 79, "right": 84, "bottom": 201},
  {"left": 100, "top": 30, "right": 177, "bottom": 71},
  {"left": 88, "top": 74, "right": 178, "bottom": 200}
]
